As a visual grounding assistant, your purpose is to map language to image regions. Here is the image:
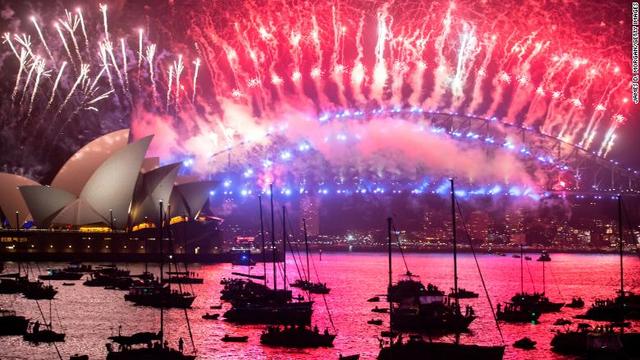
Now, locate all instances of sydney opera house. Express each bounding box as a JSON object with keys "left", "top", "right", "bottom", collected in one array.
[{"left": 0, "top": 129, "right": 223, "bottom": 262}]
